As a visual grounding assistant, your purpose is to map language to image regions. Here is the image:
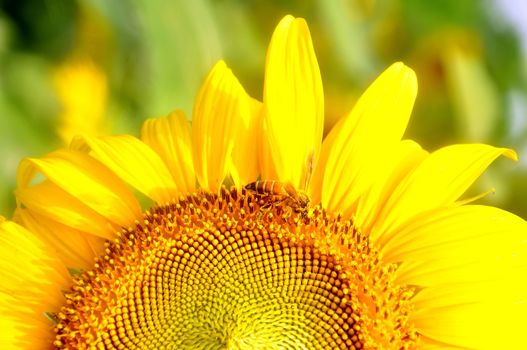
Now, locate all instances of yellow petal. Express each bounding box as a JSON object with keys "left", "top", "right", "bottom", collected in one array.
[
  {"left": 192, "top": 60, "right": 249, "bottom": 191},
  {"left": 412, "top": 289, "right": 527, "bottom": 349},
  {"left": 71, "top": 135, "right": 178, "bottom": 203},
  {"left": 417, "top": 337, "right": 465, "bottom": 350},
  {"left": 16, "top": 180, "right": 118, "bottom": 240},
  {"left": 0, "top": 219, "right": 68, "bottom": 349},
  {"left": 384, "top": 205, "right": 527, "bottom": 267},
  {"left": 15, "top": 208, "right": 106, "bottom": 270},
  {"left": 308, "top": 116, "right": 345, "bottom": 203},
  {"left": 258, "top": 105, "right": 280, "bottom": 182},
  {"left": 354, "top": 140, "right": 427, "bottom": 233},
  {"left": 389, "top": 204, "right": 527, "bottom": 348},
  {"left": 412, "top": 281, "right": 527, "bottom": 316},
  {"left": 17, "top": 149, "right": 141, "bottom": 231},
  {"left": 230, "top": 97, "right": 261, "bottom": 187},
  {"left": 316, "top": 63, "right": 417, "bottom": 214},
  {"left": 141, "top": 110, "right": 196, "bottom": 194},
  {"left": 371, "top": 198, "right": 527, "bottom": 349},
  {"left": 263, "top": 15, "right": 323, "bottom": 189},
  {"left": 372, "top": 144, "right": 516, "bottom": 244},
  {"left": 397, "top": 255, "right": 527, "bottom": 290}
]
